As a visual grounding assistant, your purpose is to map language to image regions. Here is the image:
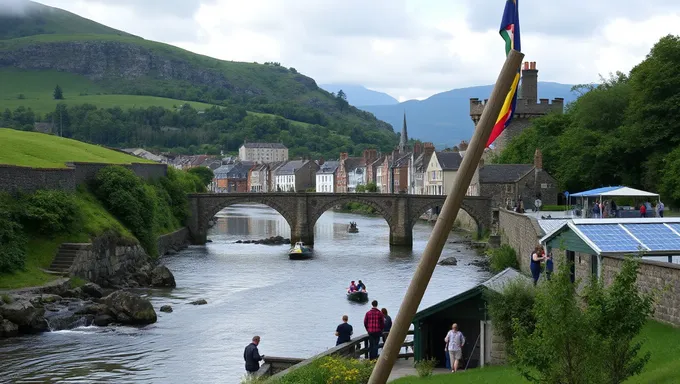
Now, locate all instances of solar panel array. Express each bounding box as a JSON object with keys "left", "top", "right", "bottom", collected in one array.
[{"left": 574, "top": 222, "right": 680, "bottom": 253}]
